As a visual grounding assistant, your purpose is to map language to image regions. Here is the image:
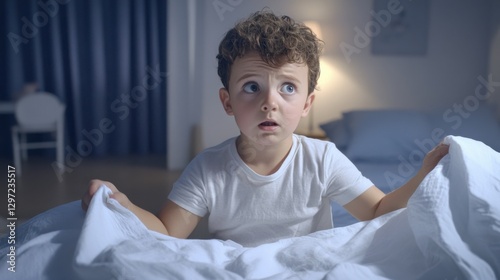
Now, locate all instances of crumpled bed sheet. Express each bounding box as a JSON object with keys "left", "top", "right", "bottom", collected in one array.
[{"left": 1, "top": 135, "right": 499, "bottom": 279}]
